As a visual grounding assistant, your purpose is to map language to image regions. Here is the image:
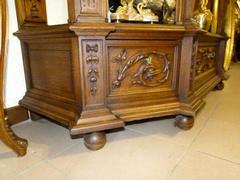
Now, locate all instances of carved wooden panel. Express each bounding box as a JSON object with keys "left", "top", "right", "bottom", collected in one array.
[
  {"left": 195, "top": 46, "right": 217, "bottom": 77},
  {"left": 24, "top": 0, "right": 46, "bottom": 22},
  {"left": 81, "top": 40, "right": 105, "bottom": 106},
  {"left": 80, "top": 0, "right": 99, "bottom": 14},
  {"left": 15, "top": 0, "right": 47, "bottom": 27},
  {"left": 194, "top": 43, "right": 218, "bottom": 90},
  {"left": 68, "top": 0, "right": 107, "bottom": 22},
  {"left": 107, "top": 41, "right": 178, "bottom": 97}
]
